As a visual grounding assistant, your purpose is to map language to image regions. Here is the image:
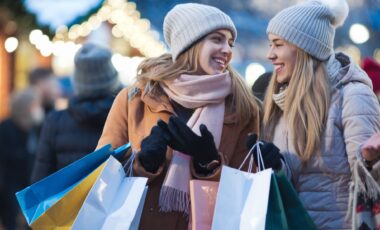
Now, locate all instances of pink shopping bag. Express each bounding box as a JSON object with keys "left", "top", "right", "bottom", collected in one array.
[{"left": 189, "top": 180, "right": 219, "bottom": 230}]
